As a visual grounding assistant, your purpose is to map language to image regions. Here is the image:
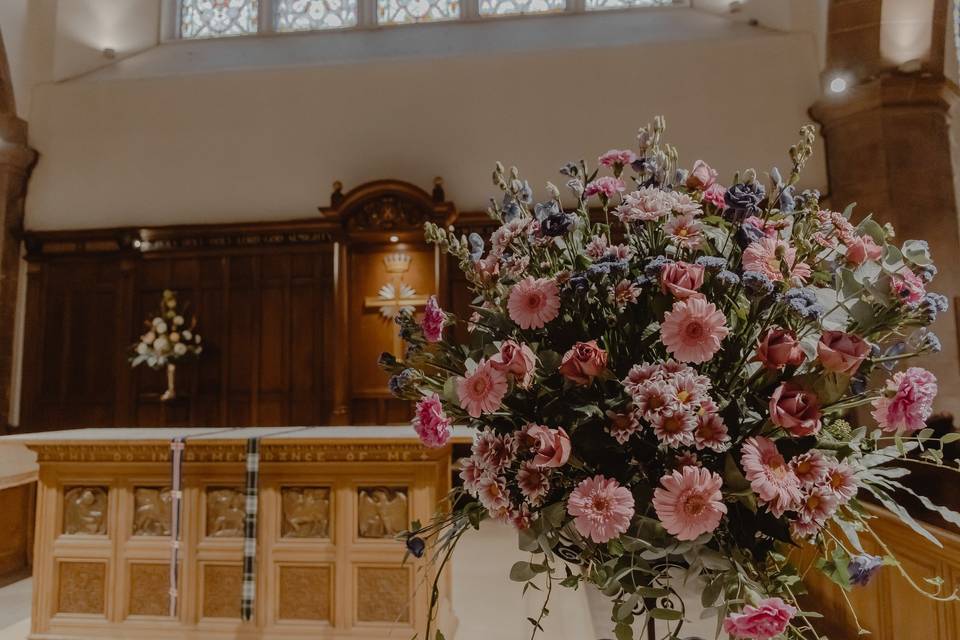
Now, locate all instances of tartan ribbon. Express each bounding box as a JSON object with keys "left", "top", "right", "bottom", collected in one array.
[
  {"left": 168, "top": 437, "right": 186, "bottom": 618},
  {"left": 241, "top": 437, "right": 261, "bottom": 622}
]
